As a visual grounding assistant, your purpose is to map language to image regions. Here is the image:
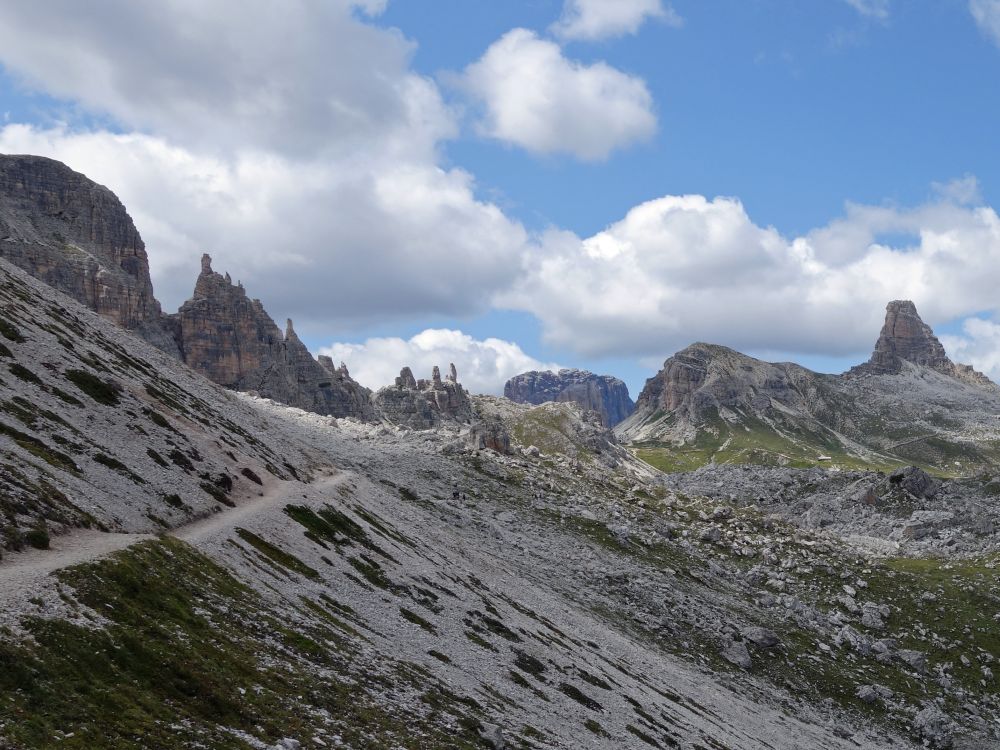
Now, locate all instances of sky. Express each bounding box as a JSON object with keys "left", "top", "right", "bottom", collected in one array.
[{"left": 2, "top": 0, "right": 1000, "bottom": 397}]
